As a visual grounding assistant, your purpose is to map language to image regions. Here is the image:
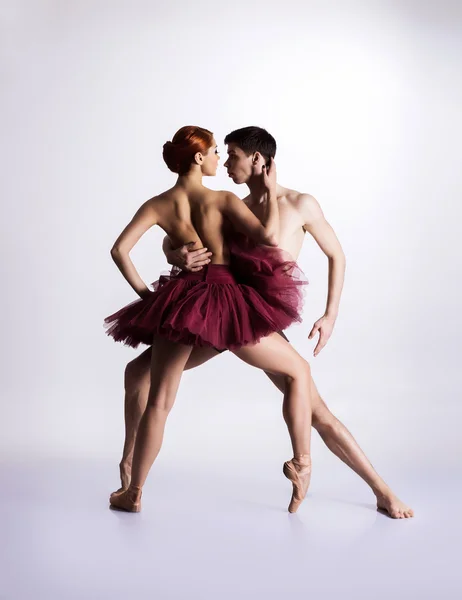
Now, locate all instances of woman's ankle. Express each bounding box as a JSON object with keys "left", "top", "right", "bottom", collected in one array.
[
  {"left": 292, "top": 454, "right": 311, "bottom": 466},
  {"left": 128, "top": 484, "right": 142, "bottom": 497}
]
